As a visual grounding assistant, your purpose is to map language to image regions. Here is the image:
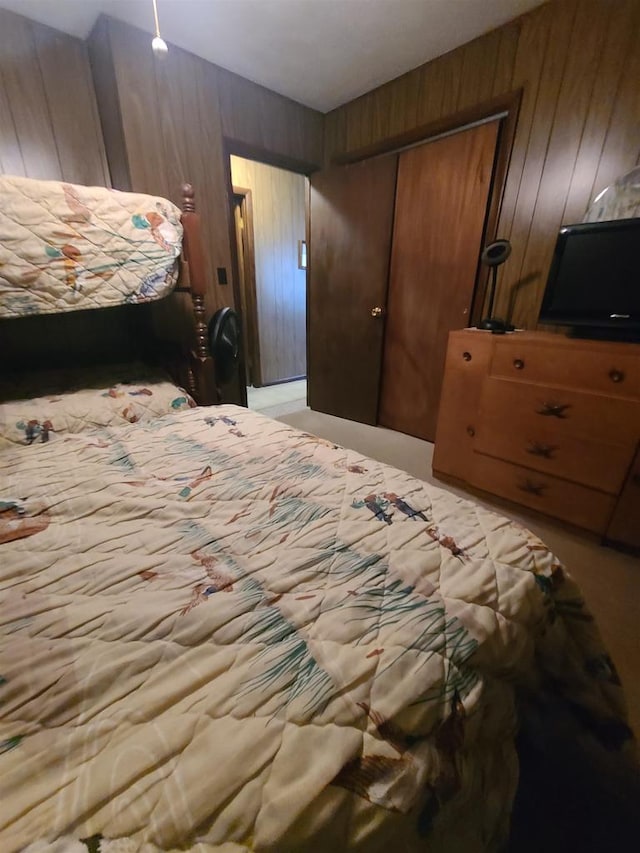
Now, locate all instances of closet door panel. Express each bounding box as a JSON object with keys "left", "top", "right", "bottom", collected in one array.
[{"left": 379, "top": 120, "right": 500, "bottom": 440}]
